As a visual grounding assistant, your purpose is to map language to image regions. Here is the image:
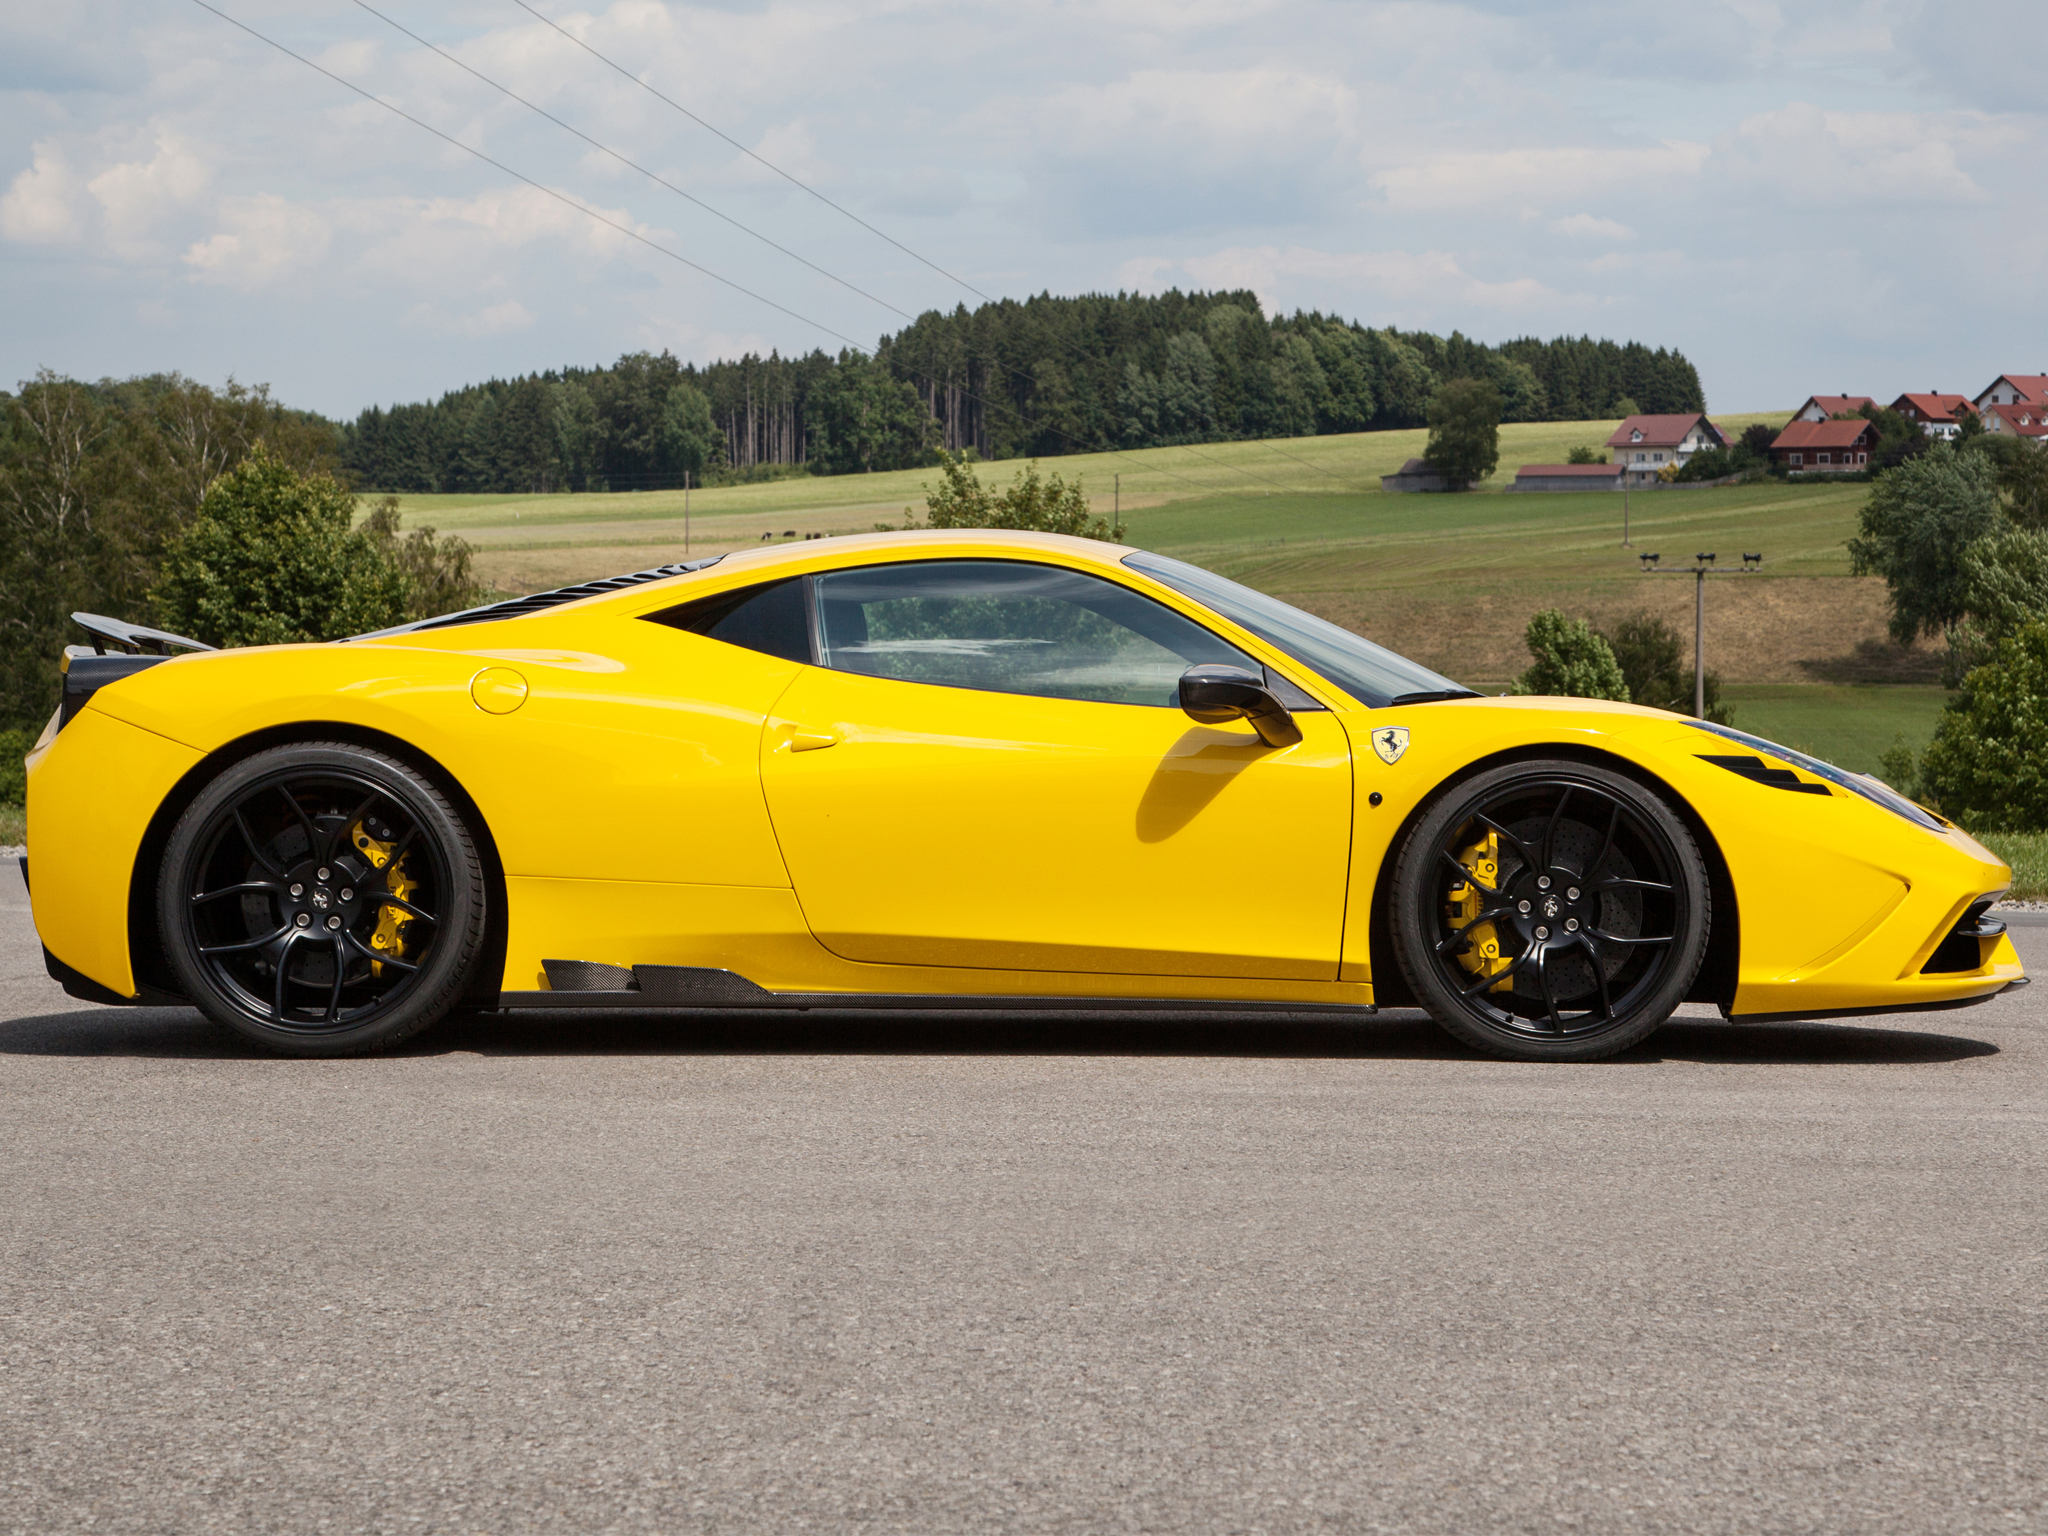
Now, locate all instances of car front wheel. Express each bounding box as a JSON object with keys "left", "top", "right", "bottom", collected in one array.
[
  {"left": 158, "top": 742, "right": 486, "bottom": 1056},
  {"left": 1389, "top": 759, "right": 1710, "bottom": 1061}
]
